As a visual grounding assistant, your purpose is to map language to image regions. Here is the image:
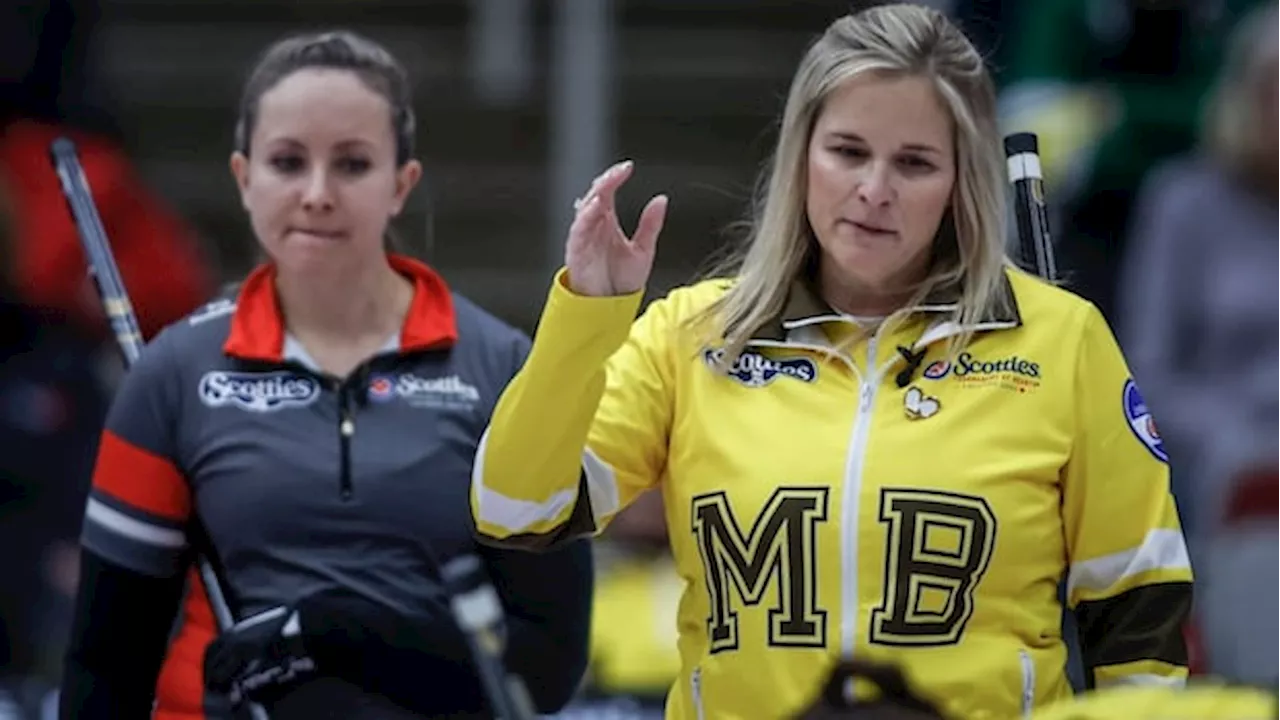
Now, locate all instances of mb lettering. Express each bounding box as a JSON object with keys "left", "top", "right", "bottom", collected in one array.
[
  {"left": 199, "top": 371, "right": 319, "bottom": 412},
  {"left": 705, "top": 349, "right": 817, "bottom": 388}
]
